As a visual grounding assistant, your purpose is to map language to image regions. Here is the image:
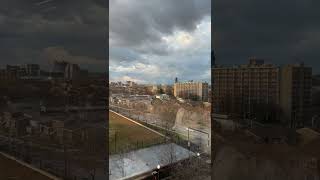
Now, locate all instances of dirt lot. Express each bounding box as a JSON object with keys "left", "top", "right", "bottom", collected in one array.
[{"left": 109, "top": 111, "right": 164, "bottom": 154}]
